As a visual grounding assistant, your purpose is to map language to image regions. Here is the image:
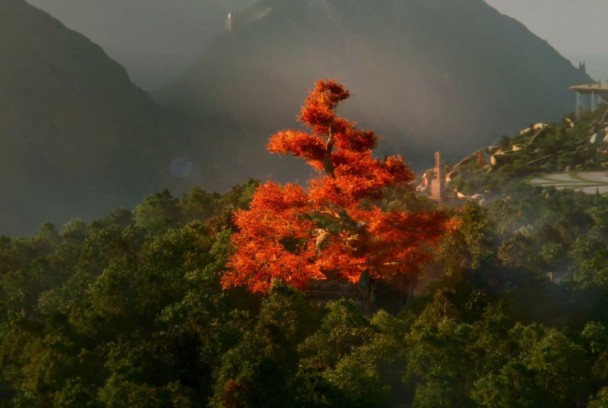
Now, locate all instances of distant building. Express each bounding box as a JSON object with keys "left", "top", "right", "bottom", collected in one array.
[
  {"left": 430, "top": 151, "right": 446, "bottom": 201},
  {"left": 226, "top": 10, "right": 234, "bottom": 32},
  {"left": 570, "top": 82, "right": 608, "bottom": 118},
  {"left": 418, "top": 151, "right": 483, "bottom": 206}
]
